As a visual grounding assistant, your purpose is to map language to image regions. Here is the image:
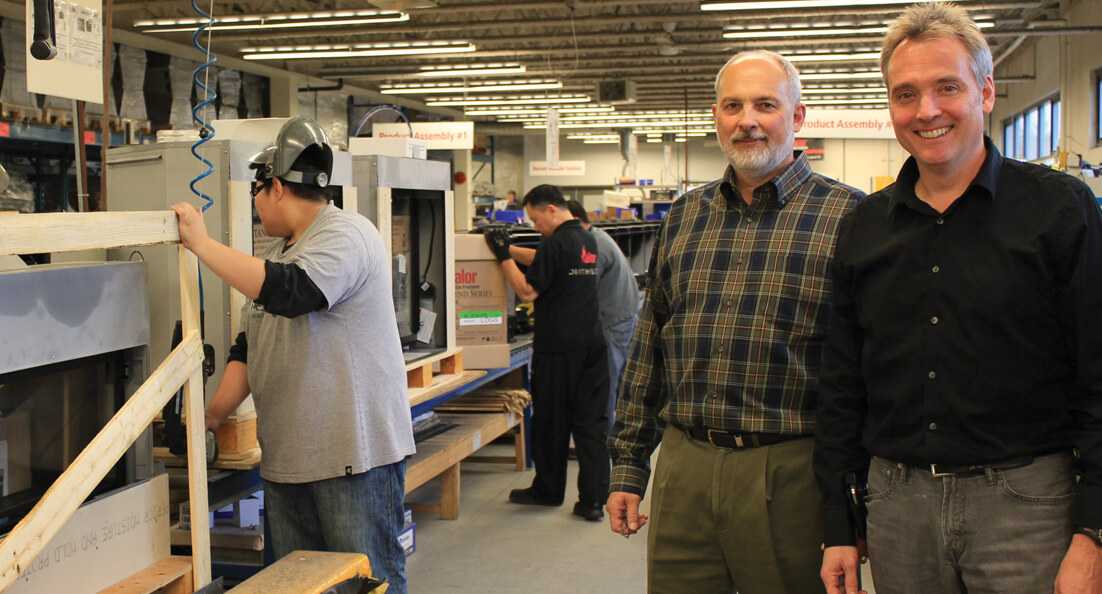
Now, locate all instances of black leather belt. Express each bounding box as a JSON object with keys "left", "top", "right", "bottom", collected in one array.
[
  {"left": 685, "top": 426, "right": 805, "bottom": 450},
  {"left": 914, "top": 456, "right": 1035, "bottom": 478}
]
